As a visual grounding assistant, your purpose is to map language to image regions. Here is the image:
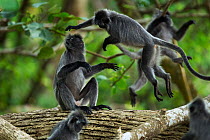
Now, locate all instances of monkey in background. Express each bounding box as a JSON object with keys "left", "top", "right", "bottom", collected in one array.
[
  {"left": 54, "top": 34, "right": 119, "bottom": 114},
  {"left": 126, "top": 10, "right": 195, "bottom": 106},
  {"left": 182, "top": 98, "right": 210, "bottom": 140},
  {"left": 47, "top": 109, "right": 88, "bottom": 140},
  {"left": 65, "top": 9, "right": 209, "bottom": 102}
]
